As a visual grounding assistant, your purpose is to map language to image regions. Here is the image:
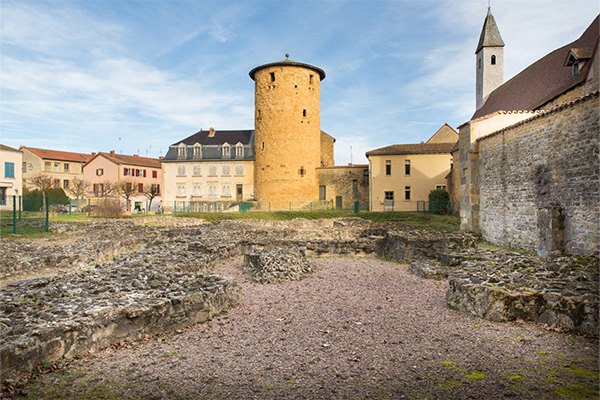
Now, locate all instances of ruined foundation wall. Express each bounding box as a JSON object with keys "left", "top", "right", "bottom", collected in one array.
[{"left": 478, "top": 92, "right": 600, "bottom": 256}]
